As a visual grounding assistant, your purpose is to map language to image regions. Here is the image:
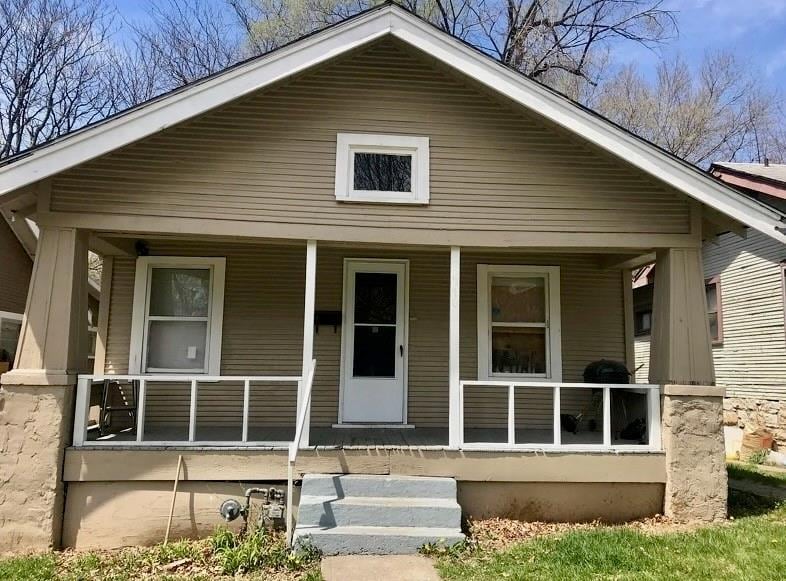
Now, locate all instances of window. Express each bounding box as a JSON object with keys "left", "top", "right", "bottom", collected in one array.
[
  {"left": 335, "top": 133, "right": 429, "bottom": 204},
  {"left": 129, "top": 257, "right": 225, "bottom": 374},
  {"left": 0, "top": 311, "right": 23, "bottom": 368},
  {"left": 705, "top": 276, "right": 722, "bottom": 344},
  {"left": 634, "top": 309, "right": 652, "bottom": 336},
  {"left": 477, "top": 265, "right": 562, "bottom": 381}
]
